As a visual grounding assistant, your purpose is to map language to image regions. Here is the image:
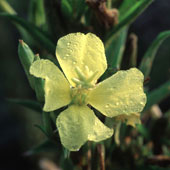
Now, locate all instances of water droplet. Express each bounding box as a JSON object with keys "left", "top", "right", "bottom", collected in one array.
[
  {"left": 63, "top": 56, "right": 66, "bottom": 60},
  {"left": 71, "top": 145, "right": 79, "bottom": 151},
  {"left": 105, "top": 104, "right": 109, "bottom": 108},
  {"left": 67, "top": 42, "right": 70, "bottom": 46},
  {"left": 70, "top": 49, "right": 73, "bottom": 52},
  {"left": 116, "top": 102, "right": 119, "bottom": 106},
  {"left": 73, "top": 44, "right": 77, "bottom": 48},
  {"left": 66, "top": 54, "right": 69, "bottom": 57},
  {"left": 73, "top": 61, "right": 76, "bottom": 65}
]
